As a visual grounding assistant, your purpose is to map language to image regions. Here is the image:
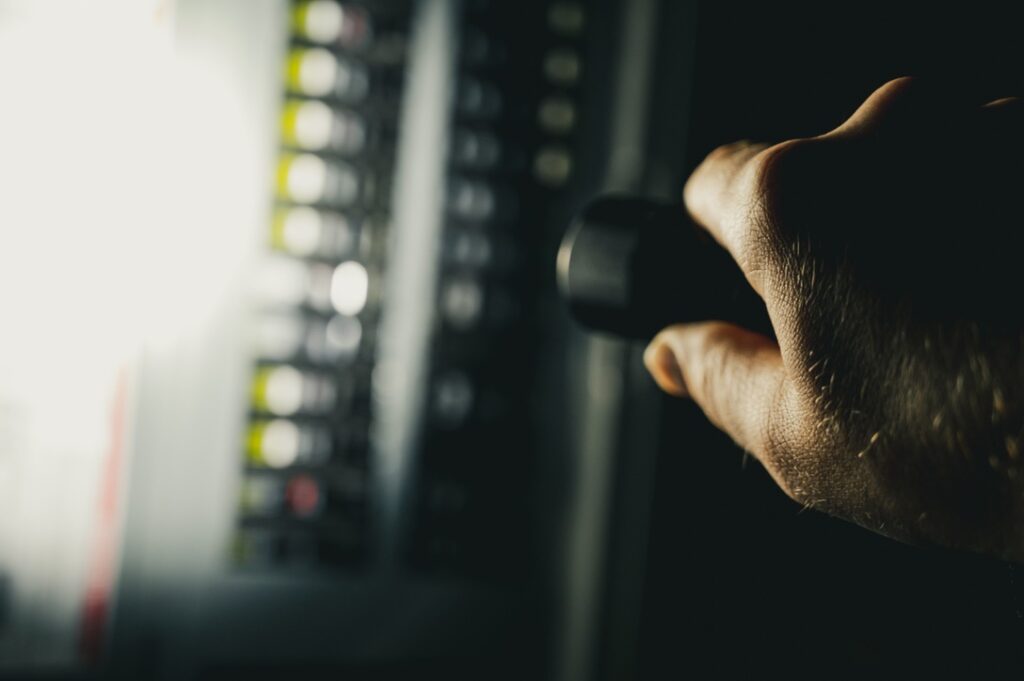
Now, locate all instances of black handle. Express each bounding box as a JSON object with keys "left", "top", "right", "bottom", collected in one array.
[{"left": 556, "top": 195, "right": 769, "bottom": 339}]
